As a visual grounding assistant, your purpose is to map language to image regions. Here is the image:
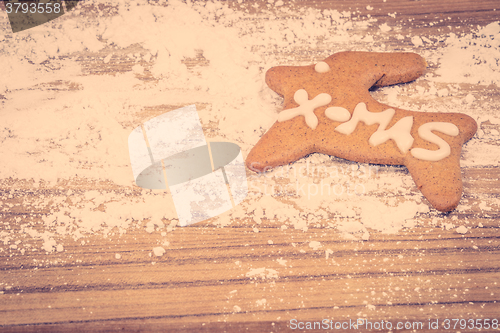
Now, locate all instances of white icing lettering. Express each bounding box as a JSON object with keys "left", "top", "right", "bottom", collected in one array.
[
  {"left": 369, "top": 116, "right": 414, "bottom": 154},
  {"left": 278, "top": 89, "right": 331, "bottom": 130},
  {"left": 335, "top": 102, "right": 415, "bottom": 154},
  {"left": 325, "top": 106, "right": 351, "bottom": 122},
  {"left": 335, "top": 103, "right": 394, "bottom": 135},
  {"left": 410, "top": 122, "right": 459, "bottom": 161},
  {"left": 314, "top": 61, "right": 330, "bottom": 73}
]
